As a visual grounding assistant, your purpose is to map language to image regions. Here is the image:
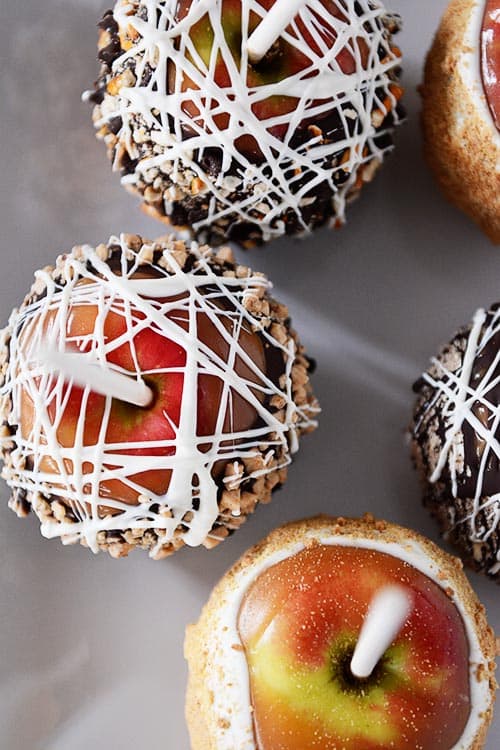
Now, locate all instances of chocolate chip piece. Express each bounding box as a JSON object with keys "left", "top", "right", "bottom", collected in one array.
[
  {"left": 98, "top": 10, "right": 119, "bottom": 35},
  {"left": 107, "top": 116, "right": 123, "bottom": 135},
  {"left": 119, "top": 152, "right": 139, "bottom": 176},
  {"left": 199, "top": 148, "right": 223, "bottom": 178},
  {"left": 98, "top": 38, "right": 122, "bottom": 67},
  {"left": 89, "top": 85, "right": 105, "bottom": 105},
  {"left": 228, "top": 221, "right": 262, "bottom": 245}
]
